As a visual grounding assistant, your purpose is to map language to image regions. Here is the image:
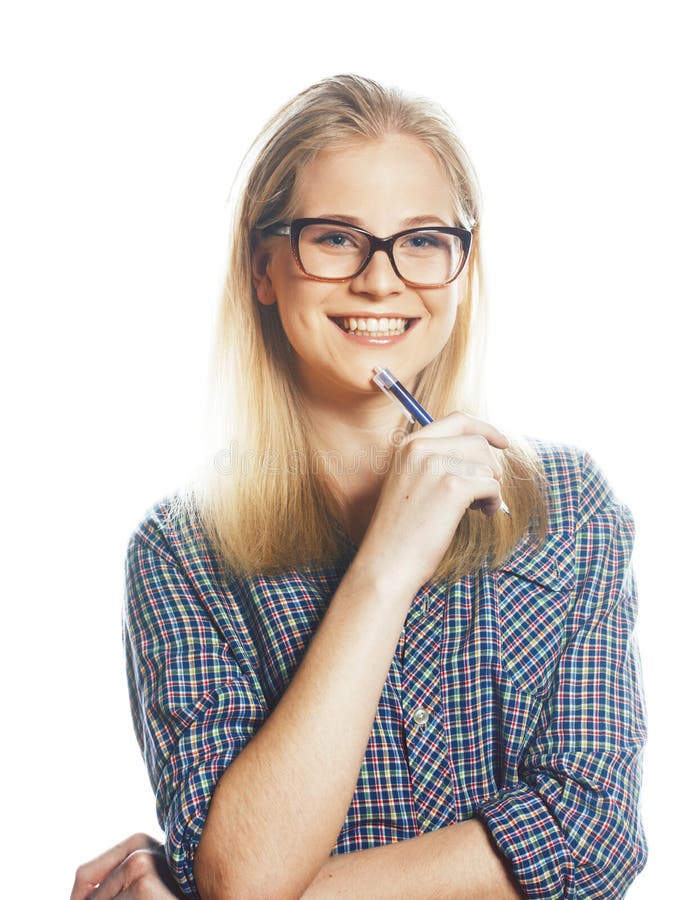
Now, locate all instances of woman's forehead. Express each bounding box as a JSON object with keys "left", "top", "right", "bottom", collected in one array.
[{"left": 291, "top": 134, "right": 456, "bottom": 225}]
